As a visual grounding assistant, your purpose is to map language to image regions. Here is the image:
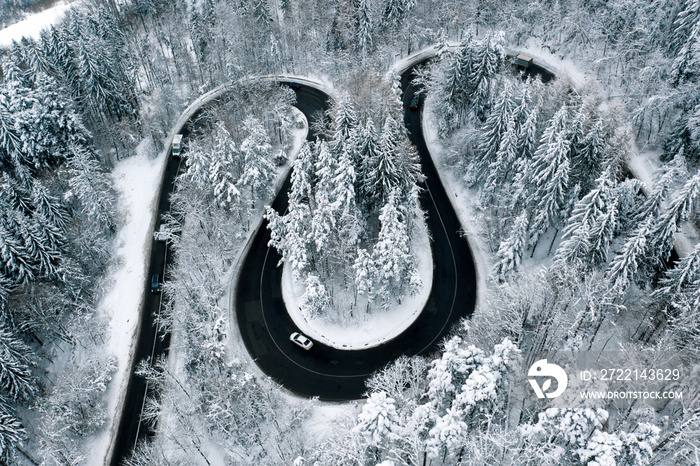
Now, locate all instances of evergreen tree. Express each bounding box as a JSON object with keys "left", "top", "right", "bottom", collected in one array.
[
  {"left": 300, "top": 274, "right": 330, "bottom": 319},
  {"left": 31, "top": 181, "right": 69, "bottom": 232},
  {"left": 653, "top": 242, "right": 700, "bottom": 310},
  {"left": 66, "top": 144, "right": 116, "bottom": 232},
  {"left": 353, "top": 247, "right": 375, "bottom": 297},
  {"left": 518, "top": 104, "right": 540, "bottom": 160},
  {"left": 0, "top": 324, "right": 35, "bottom": 402},
  {"left": 240, "top": 116, "right": 276, "bottom": 201},
  {"left": 529, "top": 130, "right": 572, "bottom": 247},
  {"left": 0, "top": 221, "right": 34, "bottom": 284},
  {"left": 672, "top": 0, "right": 700, "bottom": 83},
  {"left": 311, "top": 142, "right": 337, "bottom": 255},
  {"left": 607, "top": 222, "right": 650, "bottom": 294},
  {"left": 0, "top": 406, "right": 25, "bottom": 464},
  {"left": 381, "top": 0, "right": 415, "bottom": 31},
  {"left": 355, "top": 0, "right": 374, "bottom": 55},
  {"left": 208, "top": 123, "right": 241, "bottom": 211},
  {"left": 372, "top": 191, "right": 419, "bottom": 307},
  {"left": 646, "top": 172, "right": 700, "bottom": 266},
  {"left": 357, "top": 119, "right": 380, "bottom": 204},
  {"left": 365, "top": 116, "right": 423, "bottom": 210},
  {"left": 468, "top": 35, "right": 505, "bottom": 118},
  {"left": 493, "top": 211, "right": 529, "bottom": 281},
  {"left": 472, "top": 82, "right": 516, "bottom": 180},
  {"left": 484, "top": 113, "right": 519, "bottom": 191},
  {"left": 354, "top": 391, "right": 401, "bottom": 448},
  {"left": 571, "top": 119, "right": 607, "bottom": 192},
  {"left": 555, "top": 172, "right": 616, "bottom": 268}
]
